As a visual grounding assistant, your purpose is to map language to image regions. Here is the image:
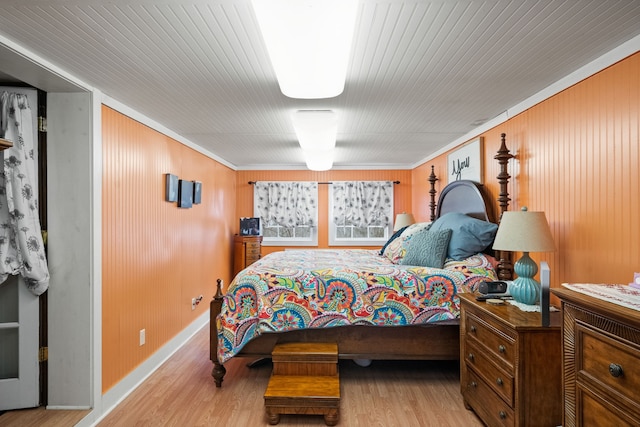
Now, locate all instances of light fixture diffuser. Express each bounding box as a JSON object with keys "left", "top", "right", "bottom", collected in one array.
[
  {"left": 303, "top": 149, "right": 334, "bottom": 171},
  {"left": 291, "top": 110, "right": 338, "bottom": 151},
  {"left": 292, "top": 110, "right": 338, "bottom": 171},
  {"left": 252, "top": 0, "right": 358, "bottom": 99}
]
